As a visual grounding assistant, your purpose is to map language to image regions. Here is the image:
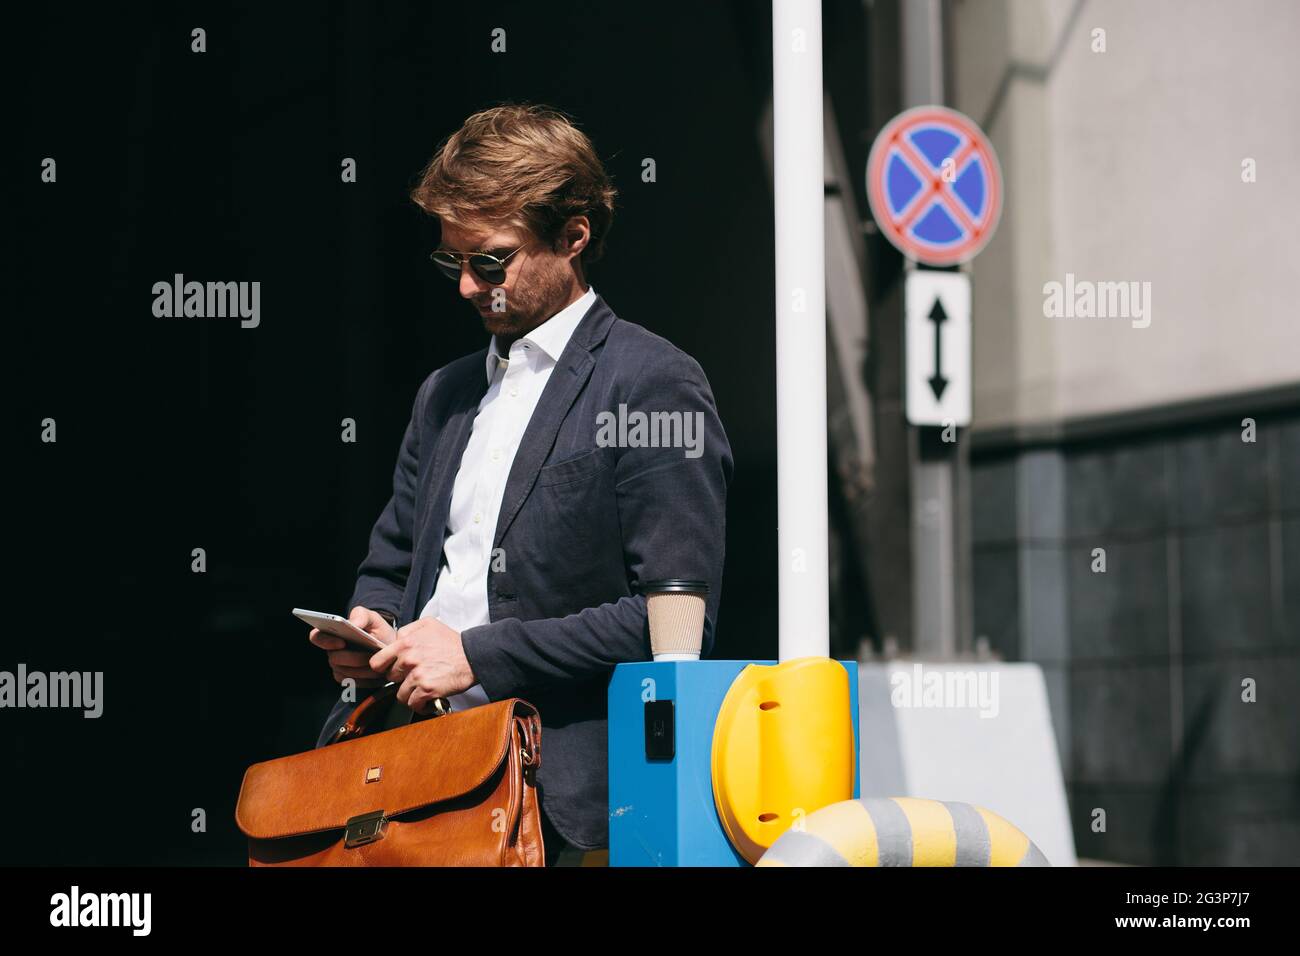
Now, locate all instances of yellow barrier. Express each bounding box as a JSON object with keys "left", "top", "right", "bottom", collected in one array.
[
  {"left": 709, "top": 657, "right": 1050, "bottom": 867},
  {"left": 711, "top": 657, "right": 857, "bottom": 864}
]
